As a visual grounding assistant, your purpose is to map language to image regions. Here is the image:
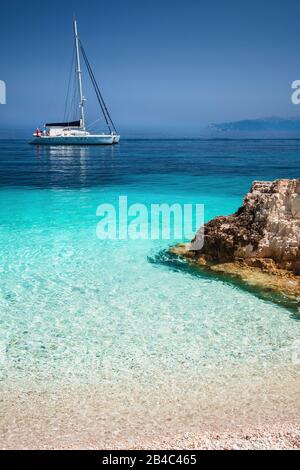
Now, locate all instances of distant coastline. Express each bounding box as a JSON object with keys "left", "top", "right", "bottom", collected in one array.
[
  {"left": 206, "top": 116, "right": 300, "bottom": 139},
  {"left": 2, "top": 116, "right": 300, "bottom": 140}
]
